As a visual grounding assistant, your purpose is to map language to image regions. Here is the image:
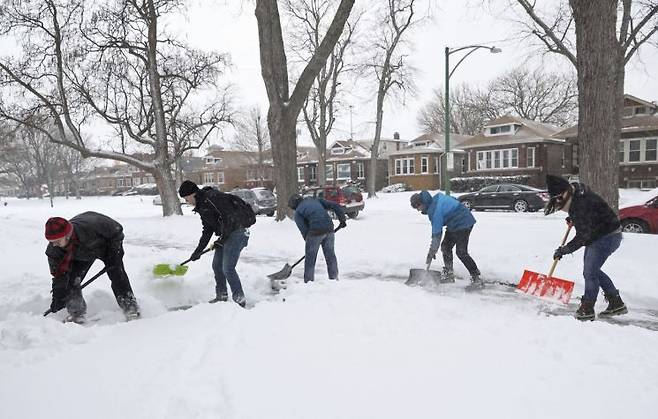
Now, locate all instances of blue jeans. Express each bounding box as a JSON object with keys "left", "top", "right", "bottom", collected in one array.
[
  {"left": 212, "top": 228, "right": 249, "bottom": 302},
  {"left": 582, "top": 232, "right": 622, "bottom": 301},
  {"left": 304, "top": 232, "right": 338, "bottom": 283}
]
